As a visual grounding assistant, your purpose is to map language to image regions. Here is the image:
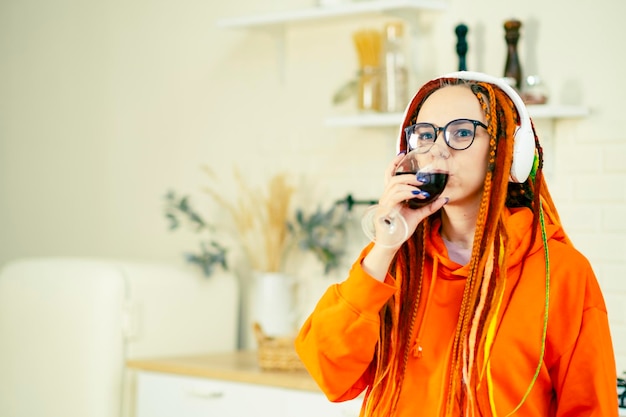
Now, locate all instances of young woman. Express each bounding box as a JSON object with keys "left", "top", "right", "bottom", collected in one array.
[{"left": 295, "top": 71, "right": 618, "bottom": 416}]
